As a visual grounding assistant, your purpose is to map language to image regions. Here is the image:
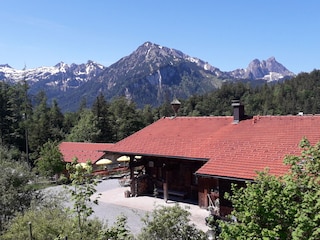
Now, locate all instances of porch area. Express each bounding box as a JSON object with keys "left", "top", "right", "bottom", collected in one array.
[{"left": 127, "top": 156, "right": 205, "bottom": 204}]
